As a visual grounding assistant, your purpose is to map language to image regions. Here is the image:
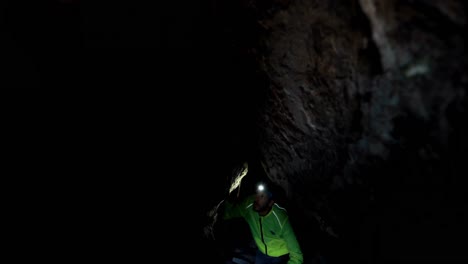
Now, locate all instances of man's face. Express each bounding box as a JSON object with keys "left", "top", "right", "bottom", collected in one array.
[{"left": 253, "top": 191, "right": 272, "bottom": 213}]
